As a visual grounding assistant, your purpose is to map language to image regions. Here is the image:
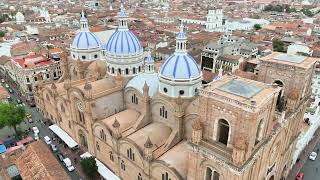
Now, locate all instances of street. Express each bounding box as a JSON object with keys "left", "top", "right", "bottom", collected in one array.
[
  {"left": 300, "top": 142, "right": 320, "bottom": 180},
  {"left": 0, "top": 81, "right": 83, "bottom": 180}
]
